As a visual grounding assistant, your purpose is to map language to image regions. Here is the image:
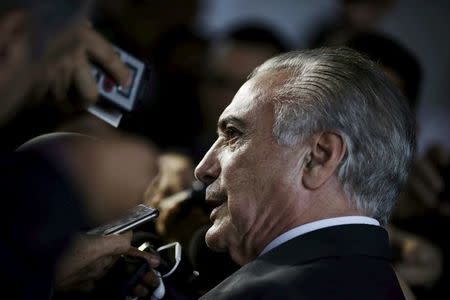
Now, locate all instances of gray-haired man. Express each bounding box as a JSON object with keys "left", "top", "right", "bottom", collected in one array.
[{"left": 195, "top": 48, "right": 414, "bottom": 299}]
